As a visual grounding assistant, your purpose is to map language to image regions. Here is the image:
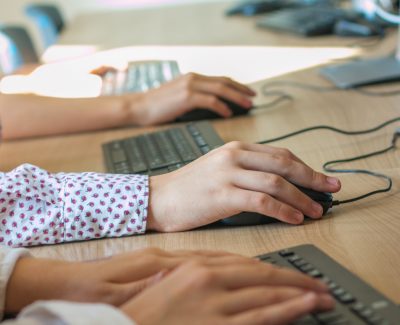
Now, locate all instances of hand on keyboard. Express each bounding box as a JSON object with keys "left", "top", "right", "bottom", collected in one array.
[
  {"left": 122, "top": 254, "right": 334, "bottom": 325},
  {"left": 126, "top": 73, "right": 255, "bottom": 125},
  {"left": 146, "top": 142, "right": 341, "bottom": 232}
]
